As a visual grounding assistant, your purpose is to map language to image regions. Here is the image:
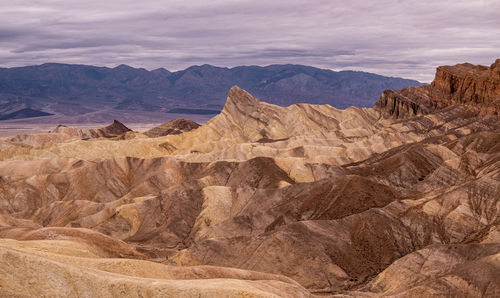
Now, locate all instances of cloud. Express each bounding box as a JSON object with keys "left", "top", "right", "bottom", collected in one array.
[{"left": 0, "top": 0, "right": 499, "bottom": 82}]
